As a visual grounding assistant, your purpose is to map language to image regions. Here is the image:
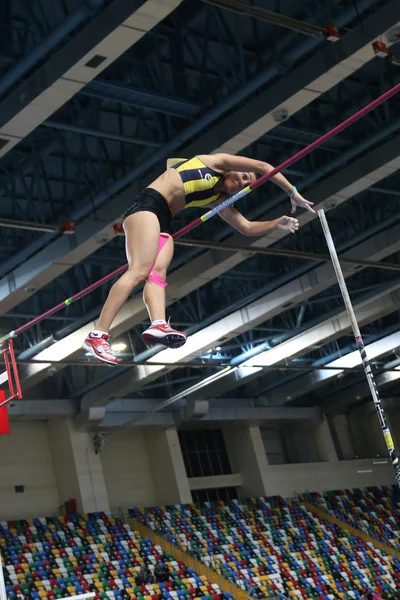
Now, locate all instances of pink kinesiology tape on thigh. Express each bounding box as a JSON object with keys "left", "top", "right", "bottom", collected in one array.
[
  {"left": 147, "top": 234, "right": 170, "bottom": 287},
  {"left": 148, "top": 271, "right": 168, "bottom": 288},
  {"left": 157, "top": 233, "right": 170, "bottom": 256}
]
